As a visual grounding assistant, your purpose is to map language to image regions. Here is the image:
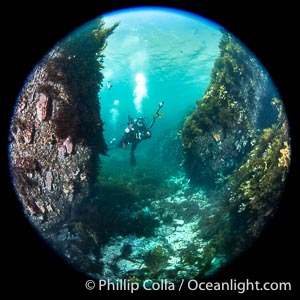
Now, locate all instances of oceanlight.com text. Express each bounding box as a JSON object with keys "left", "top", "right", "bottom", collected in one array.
[
  {"left": 85, "top": 278, "right": 292, "bottom": 293},
  {"left": 187, "top": 279, "right": 292, "bottom": 293}
]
